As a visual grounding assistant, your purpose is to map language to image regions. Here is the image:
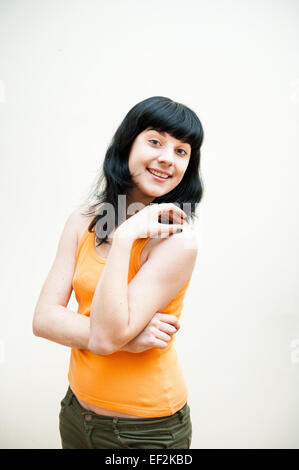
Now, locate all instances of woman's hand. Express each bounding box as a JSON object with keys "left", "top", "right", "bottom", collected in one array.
[
  {"left": 121, "top": 313, "right": 180, "bottom": 353},
  {"left": 115, "top": 203, "right": 187, "bottom": 241}
]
